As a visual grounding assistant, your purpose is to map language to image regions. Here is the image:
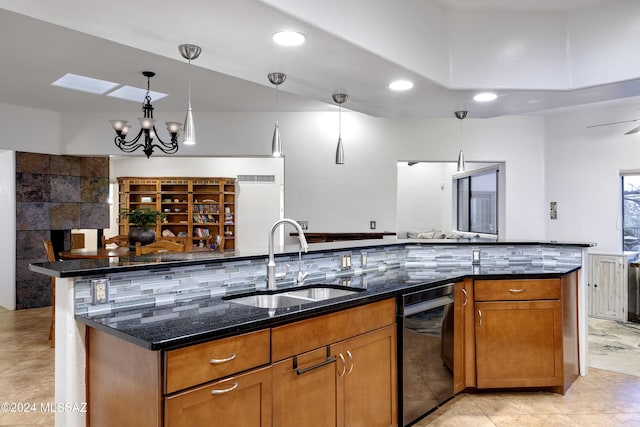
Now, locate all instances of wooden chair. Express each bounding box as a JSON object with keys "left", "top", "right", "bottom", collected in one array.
[
  {"left": 42, "top": 239, "right": 56, "bottom": 348},
  {"left": 101, "top": 234, "right": 129, "bottom": 249},
  {"left": 158, "top": 235, "right": 192, "bottom": 252},
  {"left": 135, "top": 240, "right": 187, "bottom": 256}
]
